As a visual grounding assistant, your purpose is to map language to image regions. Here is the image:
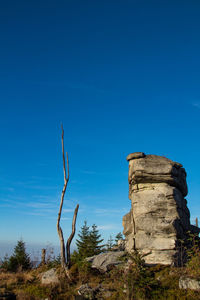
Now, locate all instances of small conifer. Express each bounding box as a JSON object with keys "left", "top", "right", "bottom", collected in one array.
[
  {"left": 115, "top": 232, "right": 123, "bottom": 244},
  {"left": 76, "top": 221, "right": 104, "bottom": 259},
  {"left": 76, "top": 221, "right": 91, "bottom": 259},
  {"left": 89, "top": 224, "right": 104, "bottom": 256},
  {"left": 8, "top": 239, "right": 31, "bottom": 271}
]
